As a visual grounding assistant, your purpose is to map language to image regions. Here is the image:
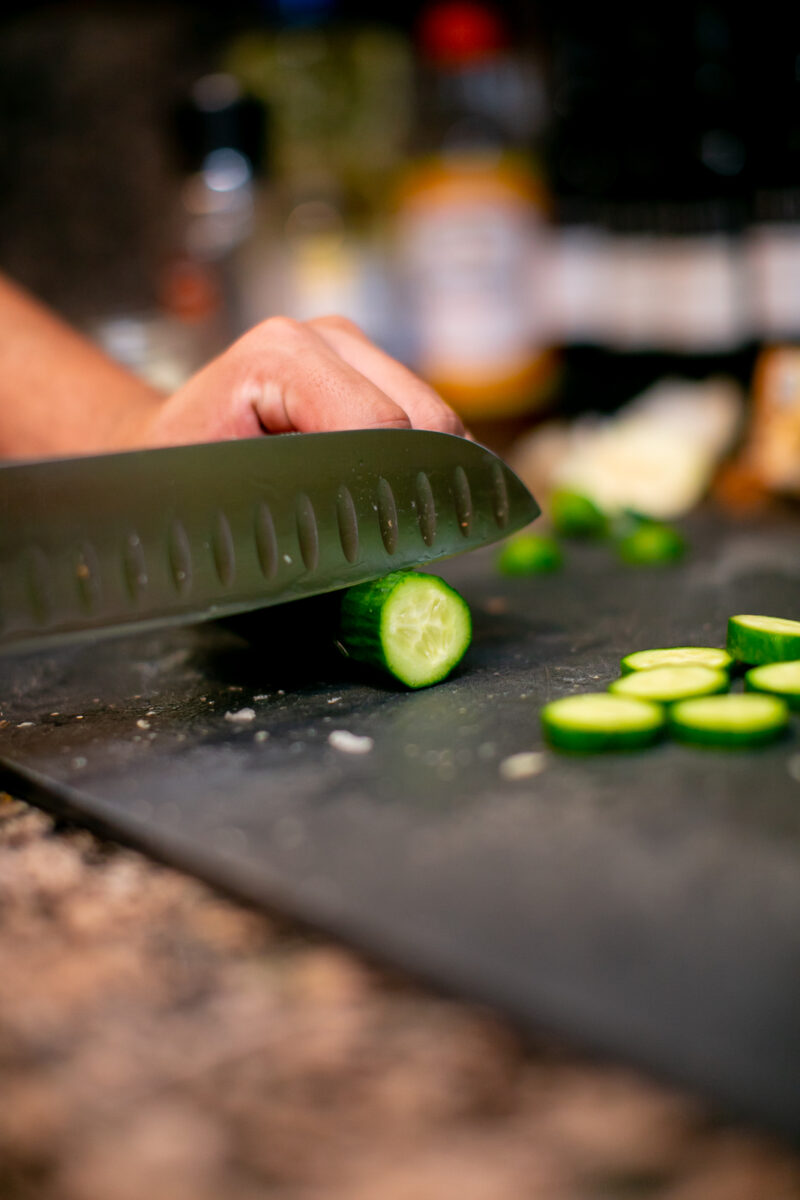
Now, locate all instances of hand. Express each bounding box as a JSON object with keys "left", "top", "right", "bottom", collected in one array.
[
  {"left": 133, "top": 315, "right": 467, "bottom": 447},
  {"left": 0, "top": 271, "right": 466, "bottom": 459}
]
